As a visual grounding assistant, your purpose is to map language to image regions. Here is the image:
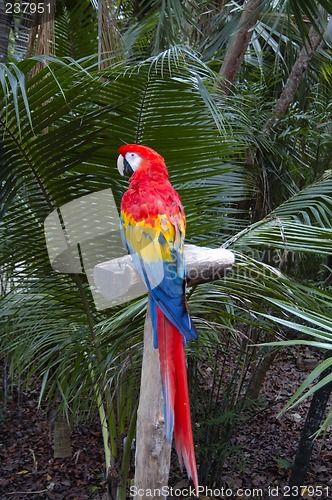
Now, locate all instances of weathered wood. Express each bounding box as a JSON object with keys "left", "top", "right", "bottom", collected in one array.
[
  {"left": 93, "top": 244, "right": 234, "bottom": 306},
  {"left": 134, "top": 309, "right": 171, "bottom": 500}
]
